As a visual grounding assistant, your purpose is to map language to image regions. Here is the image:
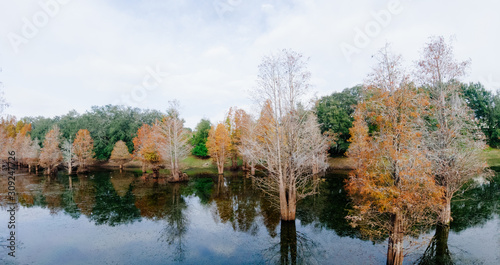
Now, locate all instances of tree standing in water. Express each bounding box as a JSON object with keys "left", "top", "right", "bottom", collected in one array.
[
  {"left": 242, "top": 49, "right": 328, "bottom": 221},
  {"left": 416, "top": 36, "right": 492, "bottom": 226},
  {"left": 346, "top": 45, "right": 443, "bottom": 265}
]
